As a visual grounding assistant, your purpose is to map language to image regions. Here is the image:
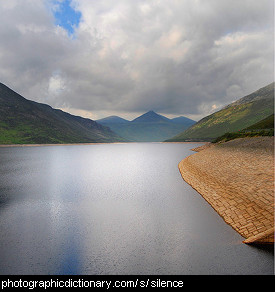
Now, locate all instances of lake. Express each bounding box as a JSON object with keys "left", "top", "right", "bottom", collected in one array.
[{"left": 0, "top": 143, "right": 273, "bottom": 275}]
